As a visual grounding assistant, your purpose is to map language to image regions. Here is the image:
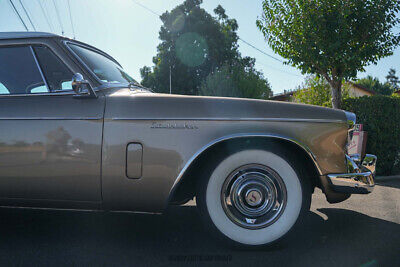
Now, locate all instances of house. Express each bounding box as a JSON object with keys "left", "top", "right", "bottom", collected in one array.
[
  {"left": 270, "top": 82, "right": 376, "bottom": 101},
  {"left": 269, "top": 91, "right": 295, "bottom": 101},
  {"left": 347, "top": 82, "right": 376, "bottom": 97}
]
